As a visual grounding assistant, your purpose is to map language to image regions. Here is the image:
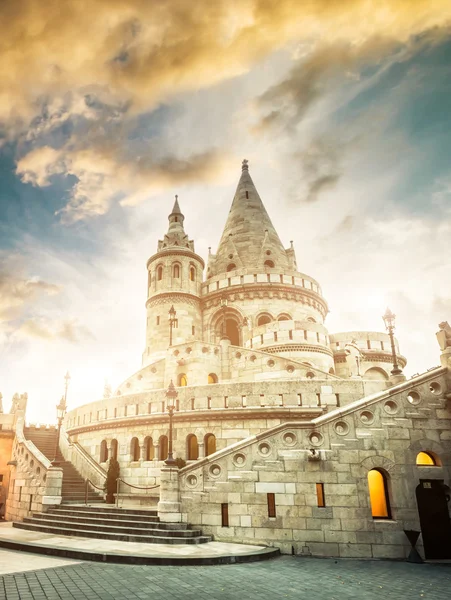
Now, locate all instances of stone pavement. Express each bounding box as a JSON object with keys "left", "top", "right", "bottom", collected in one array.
[{"left": 0, "top": 553, "right": 450, "bottom": 600}]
